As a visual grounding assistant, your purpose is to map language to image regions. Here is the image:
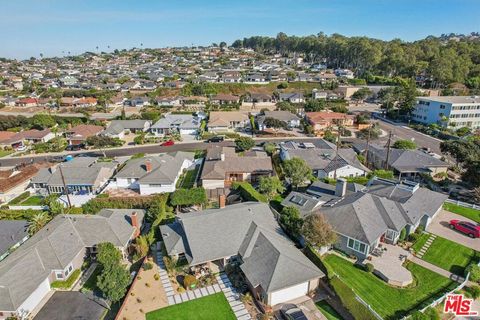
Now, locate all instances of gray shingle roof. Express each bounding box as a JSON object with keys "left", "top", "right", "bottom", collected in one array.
[
  {"left": 160, "top": 202, "right": 324, "bottom": 293},
  {"left": 0, "top": 209, "right": 144, "bottom": 311},
  {"left": 104, "top": 120, "right": 150, "bottom": 135},
  {"left": 115, "top": 152, "right": 193, "bottom": 184},
  {"left": 151, "top": 114, "right": 200, "bottom": 130},
  {"left": 0, "top": 220, "right": 28, "bottom": 258}
]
